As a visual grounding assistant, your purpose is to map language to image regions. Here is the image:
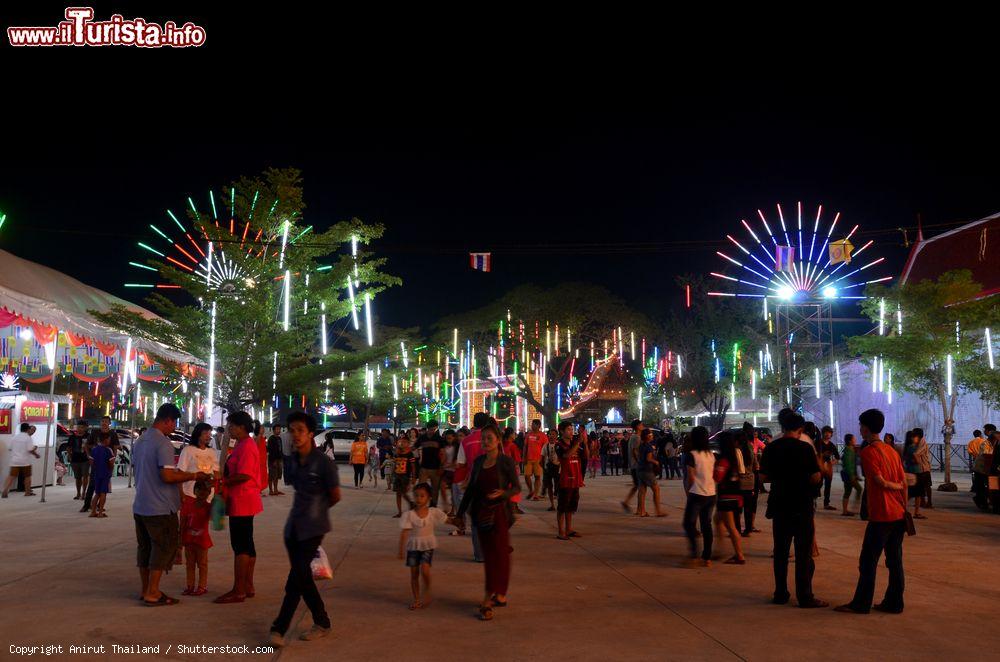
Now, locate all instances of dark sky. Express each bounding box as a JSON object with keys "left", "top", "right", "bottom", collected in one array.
[{"left": 4, "top": 4, "right": 1000, "bottom": 331}]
